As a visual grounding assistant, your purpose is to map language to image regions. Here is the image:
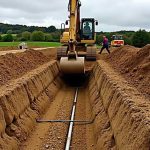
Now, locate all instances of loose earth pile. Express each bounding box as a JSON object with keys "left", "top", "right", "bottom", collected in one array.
[
  {"left": 0, "top": 50, "right": 49, "bottom": 86},
  {"left": 0, "top": 45, "right": 149, "bottom": 149},
  {"left": 106, "top": 45, "right": 150, "bottom": 99}
]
